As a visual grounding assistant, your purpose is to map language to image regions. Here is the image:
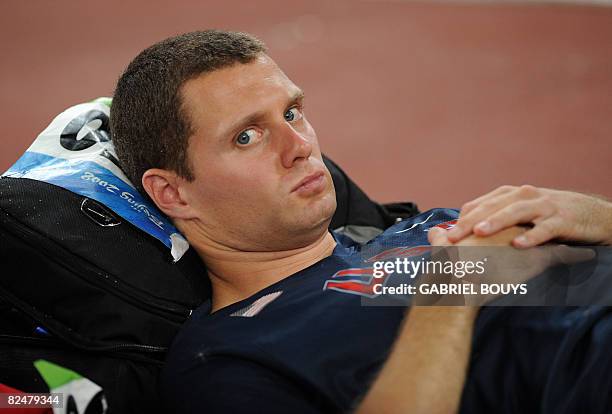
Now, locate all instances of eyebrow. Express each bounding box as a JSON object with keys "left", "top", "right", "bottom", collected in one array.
[{"left": 222, "top": 89, "right": 305, "bottom": 139}]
